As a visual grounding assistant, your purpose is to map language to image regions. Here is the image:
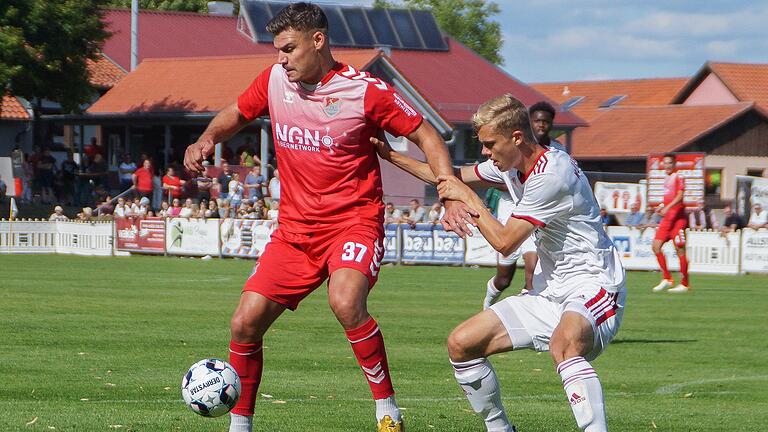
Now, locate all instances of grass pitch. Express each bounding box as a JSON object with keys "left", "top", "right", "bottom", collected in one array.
[{"left": 1, "top": 254, "right": 767, "bottom": 431}]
